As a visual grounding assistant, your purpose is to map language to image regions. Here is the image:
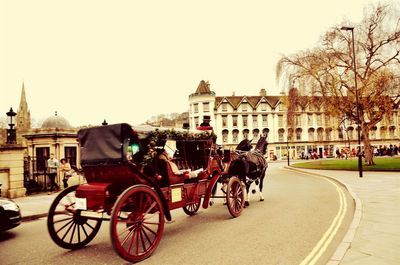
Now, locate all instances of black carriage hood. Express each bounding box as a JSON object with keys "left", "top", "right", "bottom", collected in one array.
[{"left": 78, "top": 123, "right": 138, "bottom": 166}]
